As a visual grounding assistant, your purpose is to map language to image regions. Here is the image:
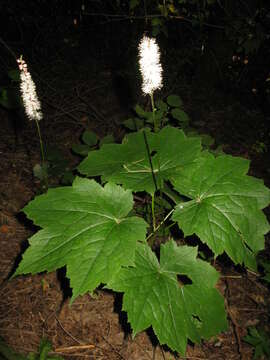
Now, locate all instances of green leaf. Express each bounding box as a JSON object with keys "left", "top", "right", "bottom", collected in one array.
[
  {"left": 259, "top": 260, "right": 270, "bottom": 283},
  {"left": 172, "top": 154, "right": 270, "bottom": 269},
  {"left": 39, "top": 338, "right": 51, "bottom": 360},
  {"left": 130, "top": 0, "right": 140, "bottom": 10},
  {"left": 78, "top": 126, "right": 201, "bottom": 195},
  {"left": 108, "top": 240, "right": 227, "bottom": 355},
  {"left": 144, "top": 111, "right": 155, "bottom": 123},
  {"left": 156, "top": 99, "right": 168, "bottom": 112},
  {"left": 262, "top": 273, "right": 270, "bottom": 283},
  {"left": 152, "top": 26, "right": 161, "bottom": 37},
  {"left": 45, "top": 147, "right": 69, "bottom": 177},
  {"left": 100, "top": 134, "right": 115, "bottom": 146},
  {"left": 213, "top": 144, "right": 225, "bottom": 155},
  {"left": 123, "top": 117, "right": 144, "bottom": 130},
  {"left": 0, "top": 337, "right": 28, "bottom": 360},
  {"left": 0, "top": 88, "right": 21, "bottom": 110},
  {"left": 134, "top": 104, "right": 146, "bottom": 118},
  {"left": 61, "top": 171, "right": 75, "bottom": 185},
  {"left": 8, "top": 69, "right": 20, "bottom": 82},
  {"left": 82, "top": 130, "right": 98, "bottom": 146},
  {"left": 201, "top": 134, "right": 215, "bottom": 147},
  {"left": 15, "top": 177, "right": 148, "bottom": 301},
  {"left": 151, "top": 17, "right": 163, "bottom": 26},
  {"left": 72, "top": 144, "right": 91, "bottom": 156},
  {"left": 244, "top": 327, "right": 270, "bottom": 359},
  {"left": 171, "top": 108, "right": 190, "bottom": 124},
  {"left": 167, "top": 94, "right": 183, "bottom": 108}
]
